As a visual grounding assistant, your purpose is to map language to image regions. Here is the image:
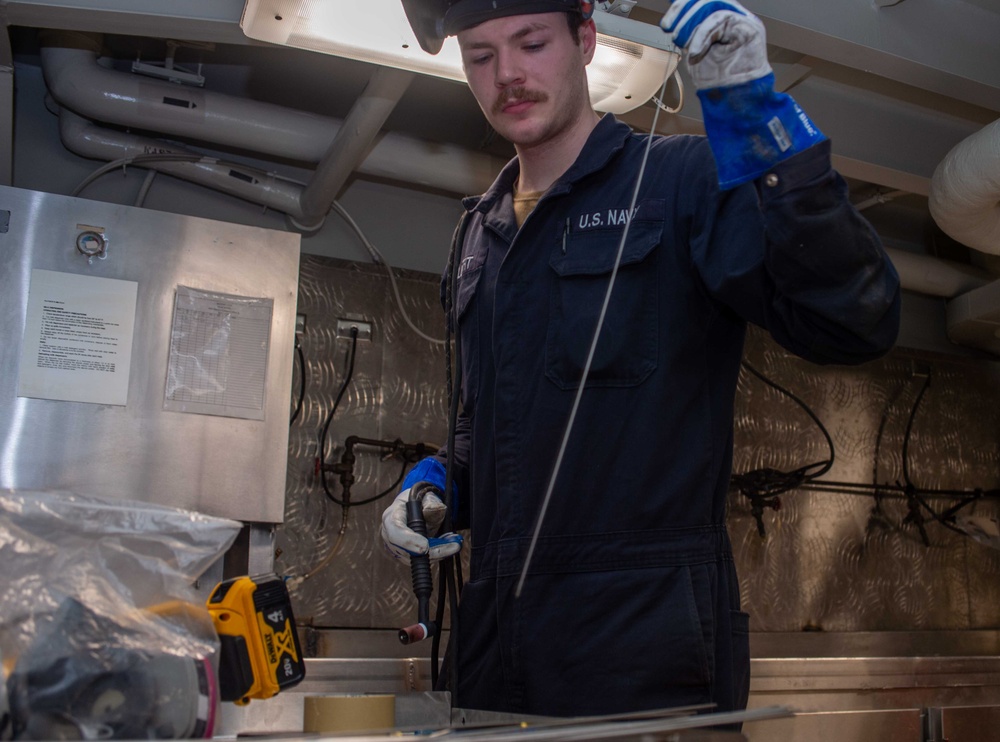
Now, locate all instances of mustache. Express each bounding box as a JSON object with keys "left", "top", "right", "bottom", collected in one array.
[{"left": 493, "top": 86, "right": 548, "bottom": 114}]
